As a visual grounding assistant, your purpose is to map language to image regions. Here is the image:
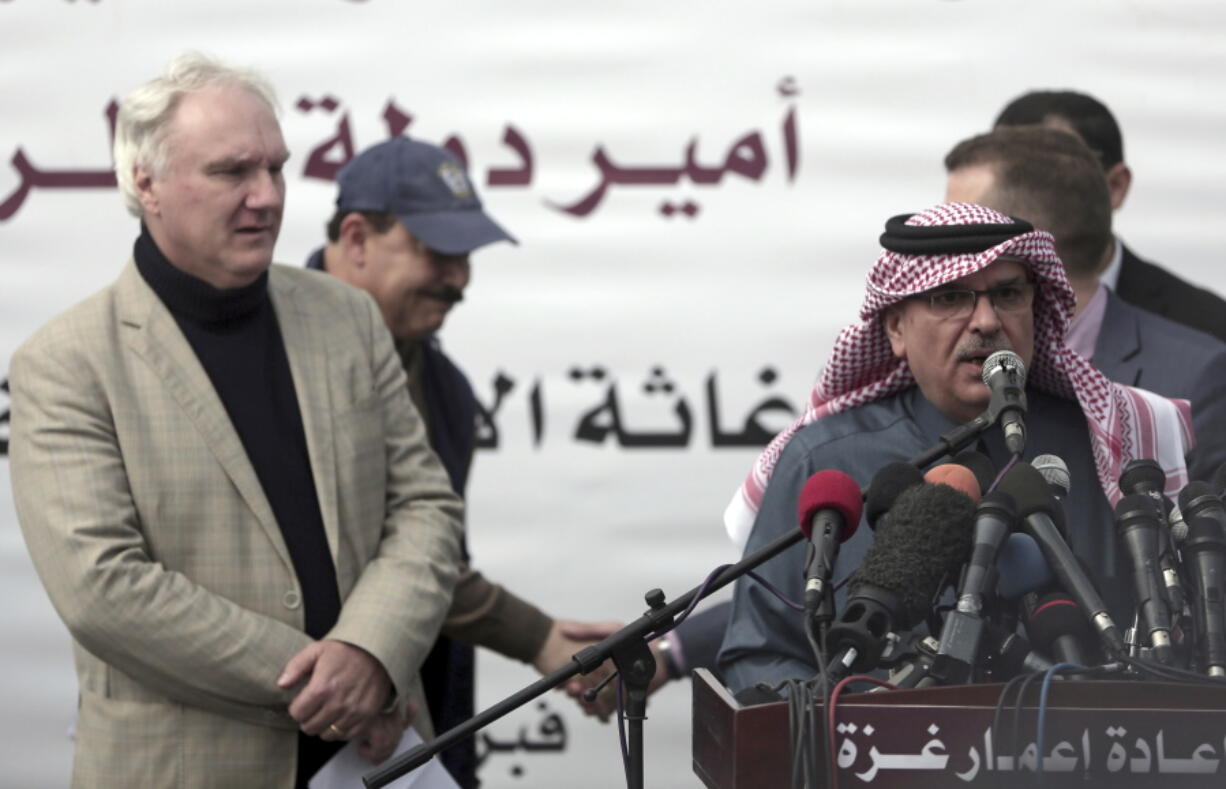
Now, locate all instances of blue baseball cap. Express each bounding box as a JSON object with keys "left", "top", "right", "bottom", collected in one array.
[{"left": 335, "top": 137, "right": 517, "bottom": 255}]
